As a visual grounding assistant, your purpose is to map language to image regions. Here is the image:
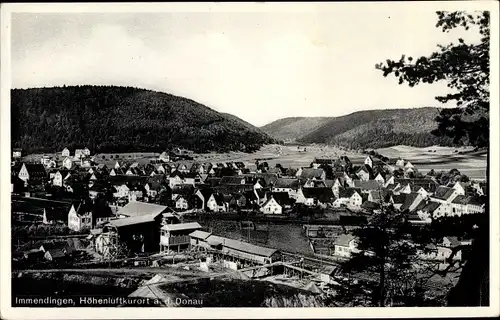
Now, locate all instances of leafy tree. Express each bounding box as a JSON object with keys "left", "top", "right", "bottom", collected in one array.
[
  {"left": 376, "top": 11, "right": 490, "bottom": 306},
  {"left": 376, "top": 11, "right": 490, "bottom": 147},
  {"left": 341, "top": 203, "right": 436, "bottom": 306}
]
